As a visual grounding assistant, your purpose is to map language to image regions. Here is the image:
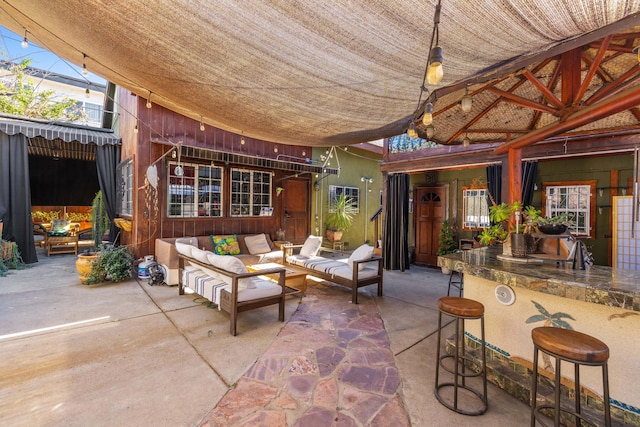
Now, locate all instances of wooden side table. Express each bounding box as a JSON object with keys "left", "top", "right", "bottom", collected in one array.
[{"left": 46, "top": 235, "right": 79, "bottom": 256}]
